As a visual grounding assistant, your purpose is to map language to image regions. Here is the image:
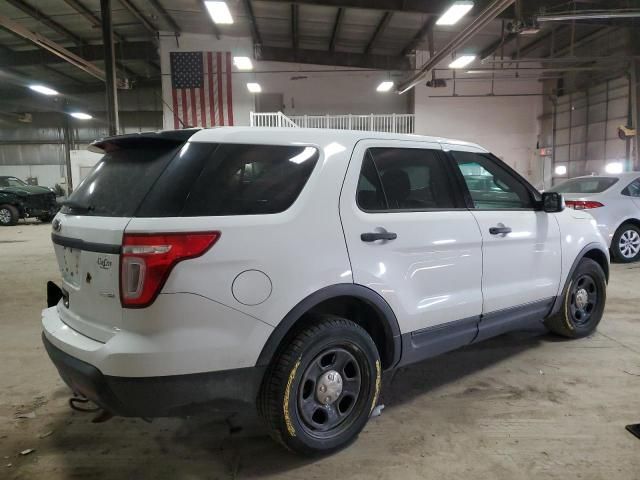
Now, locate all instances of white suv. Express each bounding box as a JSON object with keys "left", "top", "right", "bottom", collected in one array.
[{"left": 42, "top": 128, "right": 609, "bottom": 455}]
